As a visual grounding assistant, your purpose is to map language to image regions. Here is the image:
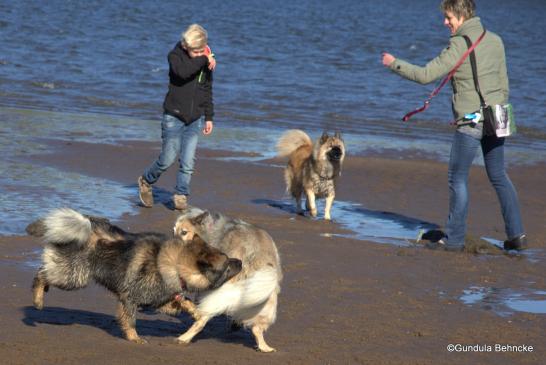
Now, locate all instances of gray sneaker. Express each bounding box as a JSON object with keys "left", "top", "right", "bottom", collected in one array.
[
  {"left": 173, "top": 194, "right": 188, "bottom": 210},
  {"left": 138, "top": 176, "right": 153, "bottom": 207}
]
